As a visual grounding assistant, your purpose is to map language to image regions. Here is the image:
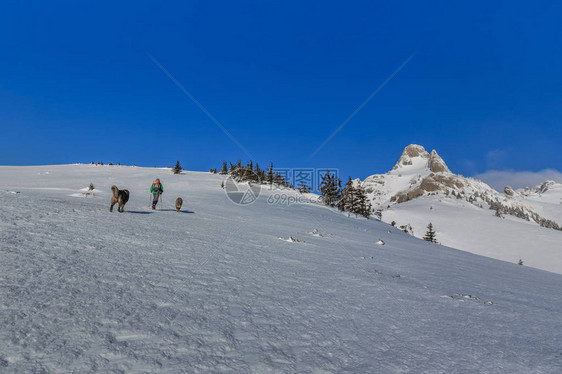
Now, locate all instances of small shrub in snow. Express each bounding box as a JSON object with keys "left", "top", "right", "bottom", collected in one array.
[
  {"left": 298, "top": 183, "right": 311, "bottom": 194},
  {"left": 400, "top": 224, "right": 413, "bottom": 235},
  {"left": 423, "top": 223, "right": 438, "bottom": 243},
  {"left": 219, "top": 161, "right": 228, "bottom": 175},
  {"left": 495, "top": 208, "right": 503, "bottom": 218},
  {"left": 172, "top": 161, "right": 183, "bottom": 175}
]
